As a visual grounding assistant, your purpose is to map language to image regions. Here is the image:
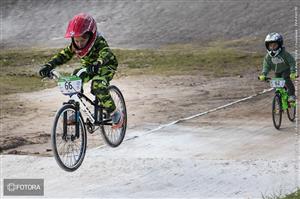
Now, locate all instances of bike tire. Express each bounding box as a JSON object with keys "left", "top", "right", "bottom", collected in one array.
[
  {"left": 272, "top": 94, "right": 282, "bottom": 130},
  {"left": 51, "top": 104, "right": 87, "bottom": 172},
  {"left": 101, "top": 85, "right": 127, "bottom": 147},
  {"left": 287, "top": 103, "right": 296, "bottom": 122}
]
